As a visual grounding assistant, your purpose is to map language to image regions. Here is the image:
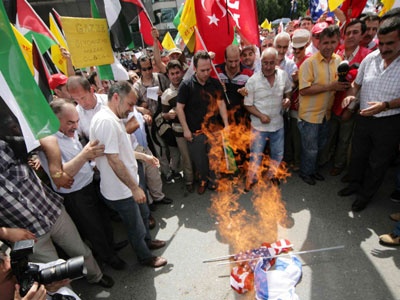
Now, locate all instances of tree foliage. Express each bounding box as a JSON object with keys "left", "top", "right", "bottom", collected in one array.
[{"left": 256, "top": 0, "right": 309, "bottom": 23}]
